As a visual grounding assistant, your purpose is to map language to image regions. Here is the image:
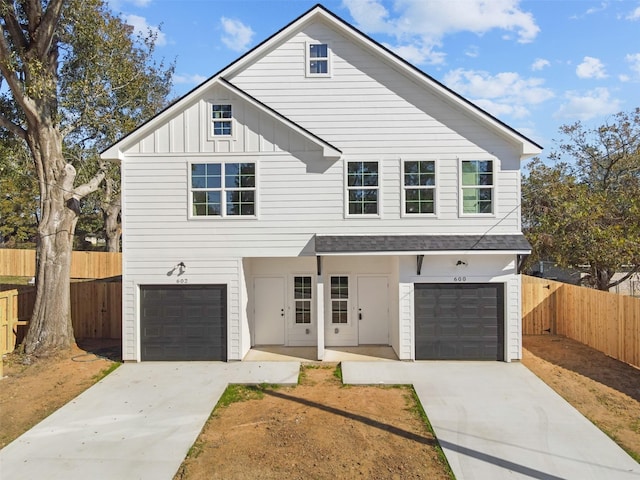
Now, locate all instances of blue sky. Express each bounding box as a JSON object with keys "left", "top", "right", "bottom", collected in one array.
[{"left": 108, "top": 0, "right": 640, "bottom": 156}]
